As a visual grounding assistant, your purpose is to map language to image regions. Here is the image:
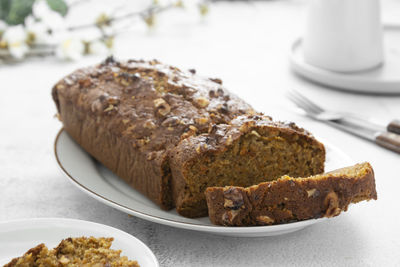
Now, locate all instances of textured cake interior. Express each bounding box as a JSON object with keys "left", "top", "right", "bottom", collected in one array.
[
  {"left": 5, "top": 237, "right": 139, "bottom": 267},
  {"left": 302, "top": 162, "right": 375, "bottom": 202},
  {"left": 181, "top": 128, "right": 325, "bottom": 215}
]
